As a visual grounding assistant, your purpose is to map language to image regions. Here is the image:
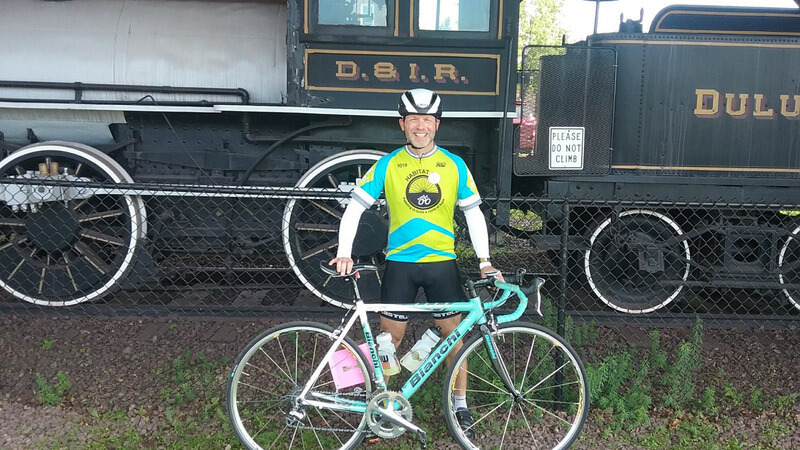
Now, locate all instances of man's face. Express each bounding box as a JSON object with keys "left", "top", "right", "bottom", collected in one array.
[{"left": 399, "top": 114, "right": 439, "bottom": 151}]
